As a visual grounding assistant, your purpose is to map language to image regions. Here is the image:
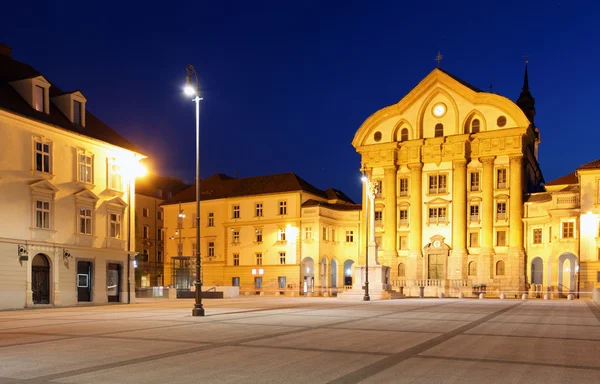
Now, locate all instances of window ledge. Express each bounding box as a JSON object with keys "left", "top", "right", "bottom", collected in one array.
[
  {"left": 276, "top": 240, "right": 288, "bottom": 245},
  {"left": 31, "top": 170, "right": 55, "bottom": 180},
  {"left": 75, "top": 233, "right": 96, "bottom": 247},
  {"left": 253, "top": 241, "right": 263, "bottom": 245},
  {"left": 231, "top": 242, "right": 240, "bottom": 246},
  {"left": 106, "top": 188, "right": 124, "bottom": 197},
  {"left": 105, "top": 237, "right": 125, "bottom": 250},
  {"left": 76, "top": 181, "right": 95, "bottom": 190}
]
